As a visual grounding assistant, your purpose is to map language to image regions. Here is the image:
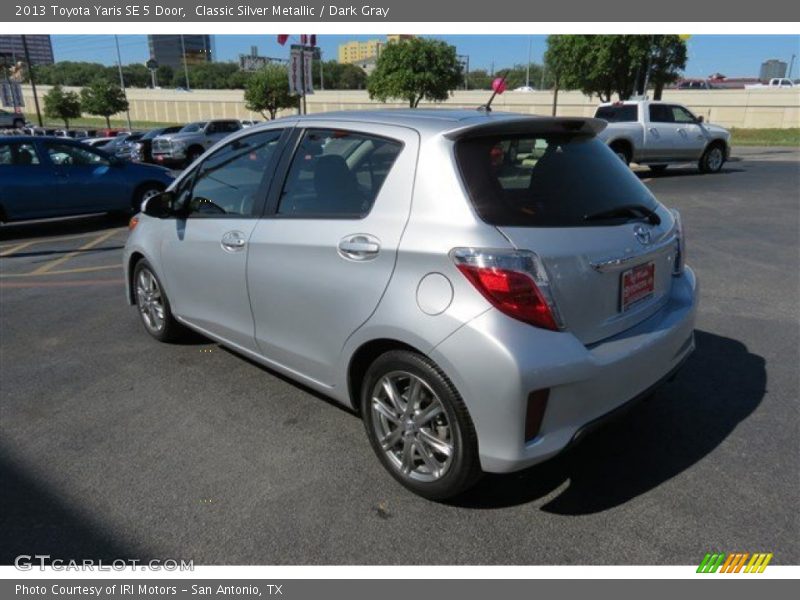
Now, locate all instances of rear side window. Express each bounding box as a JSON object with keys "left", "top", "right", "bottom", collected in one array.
[
  {"left": 649, "top": 104, "right": 674, "bottom": 123},
  {"left": 595, "top": 105, "right": 638, "bottom": 122},
  {"left": 0, "top": 142, "right": 40, "bottom": 165},
  {"left": 277, "top": 129, "right": 403, "bottom": 218},
  {"left": 455, "top": 134, "right": 657, "bottom": 227}
]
